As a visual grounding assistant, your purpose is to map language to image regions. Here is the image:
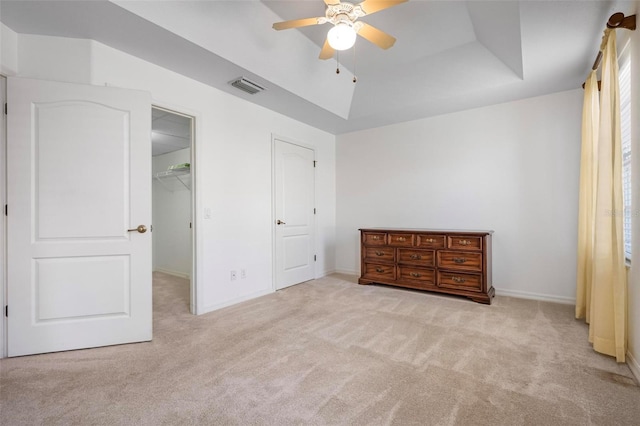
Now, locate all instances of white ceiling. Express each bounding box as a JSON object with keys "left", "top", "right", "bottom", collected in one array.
[
  {"left": 0, "top": 0, "right": 636, "bottom": 134},
  {"left": 152, "top": 108, "right": 192, "bottom": 157}
]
